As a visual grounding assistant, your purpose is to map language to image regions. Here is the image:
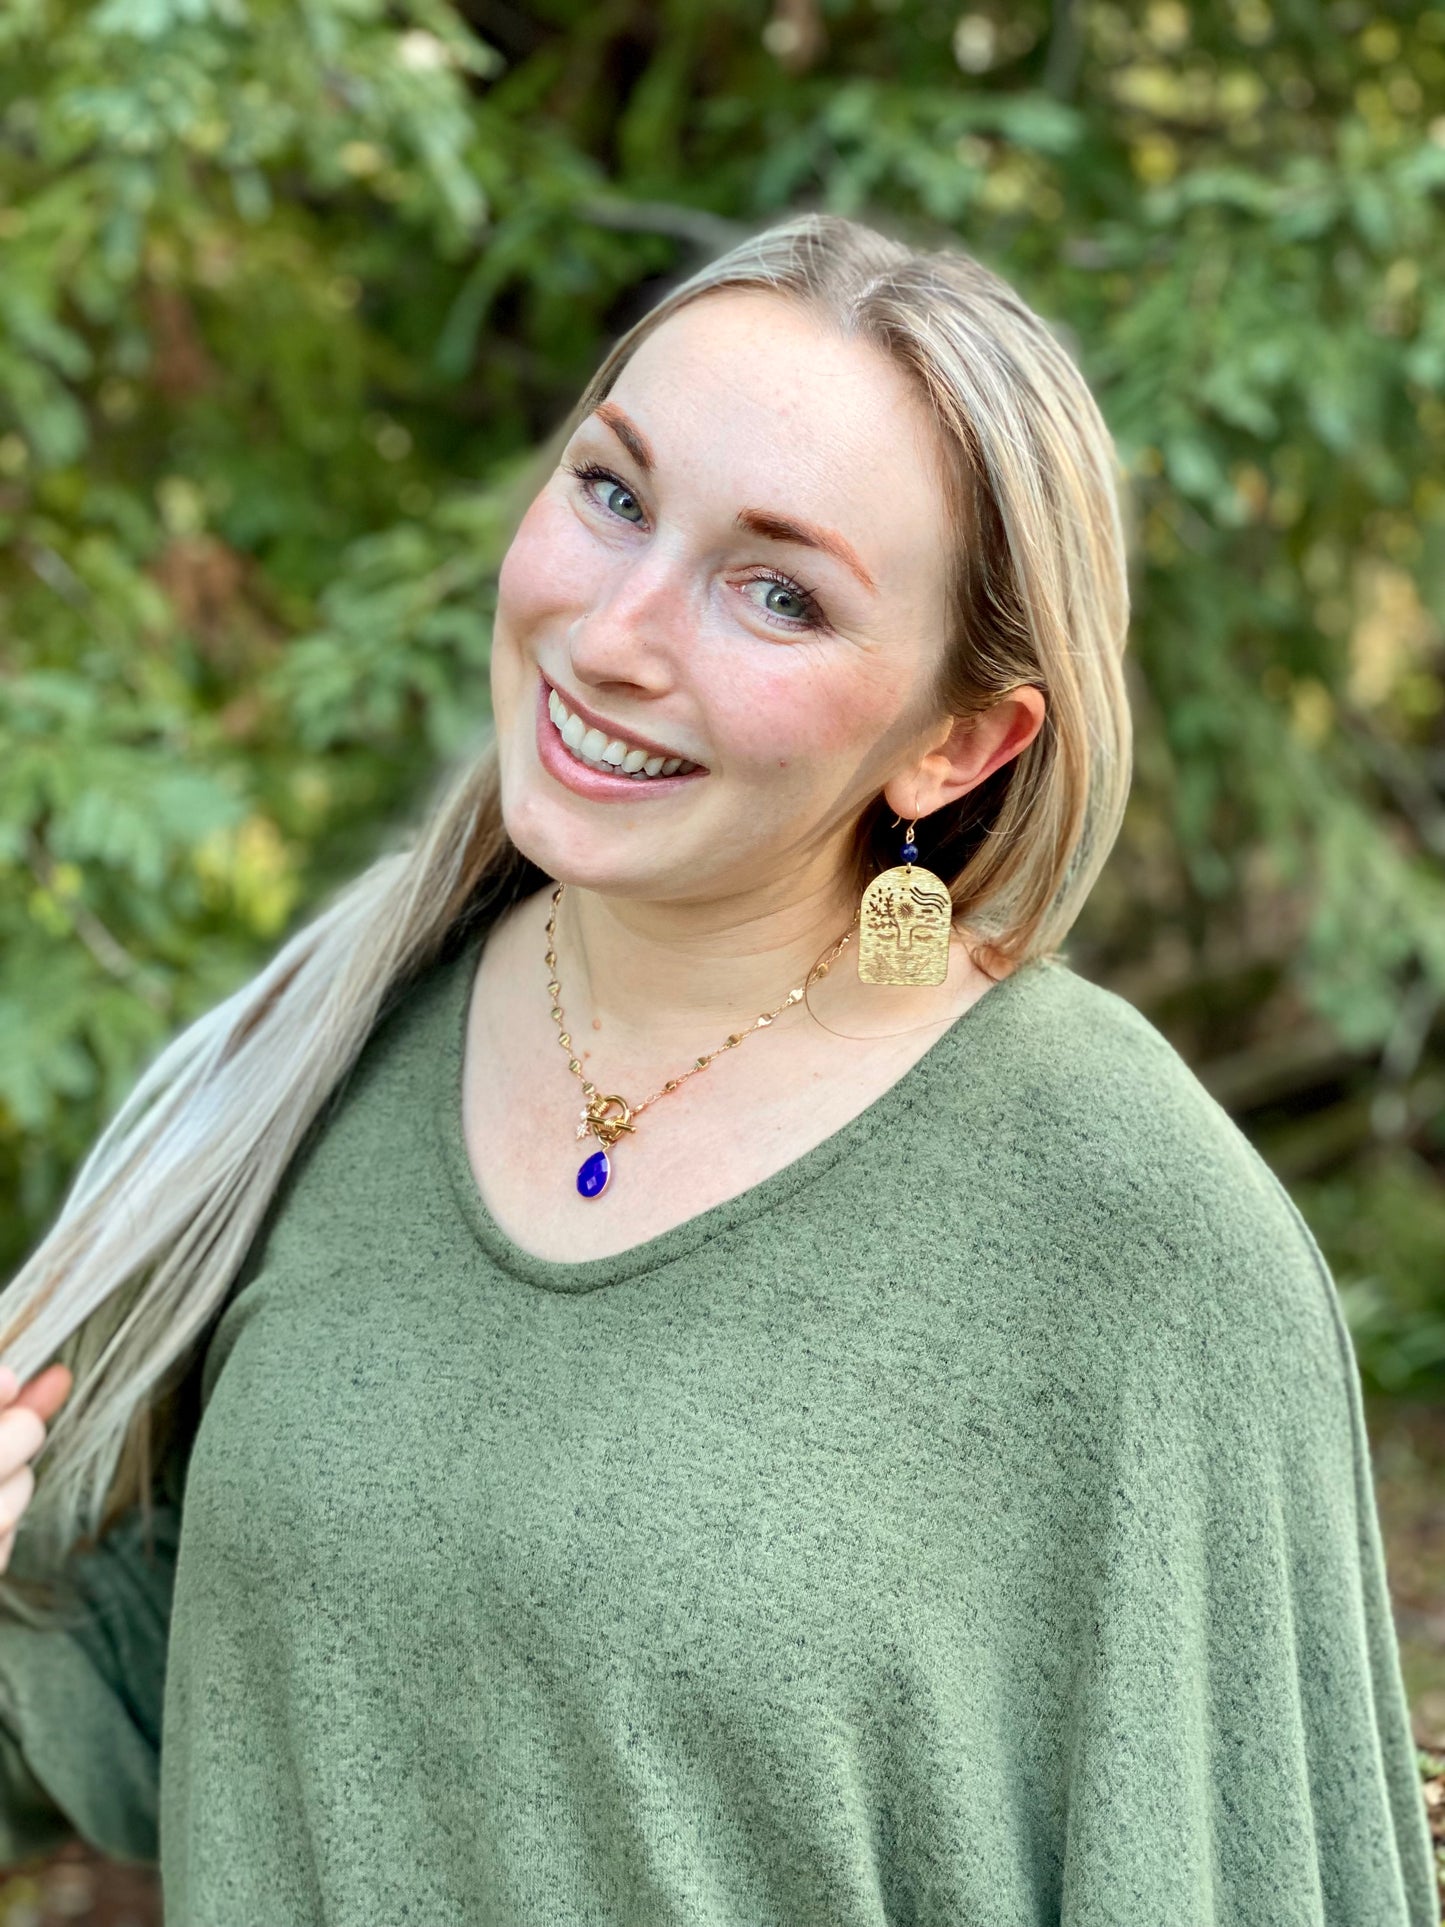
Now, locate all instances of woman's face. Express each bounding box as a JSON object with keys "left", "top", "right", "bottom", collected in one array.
[{"left": 490, "top": 287, "right": 961, "bottom": 911}]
